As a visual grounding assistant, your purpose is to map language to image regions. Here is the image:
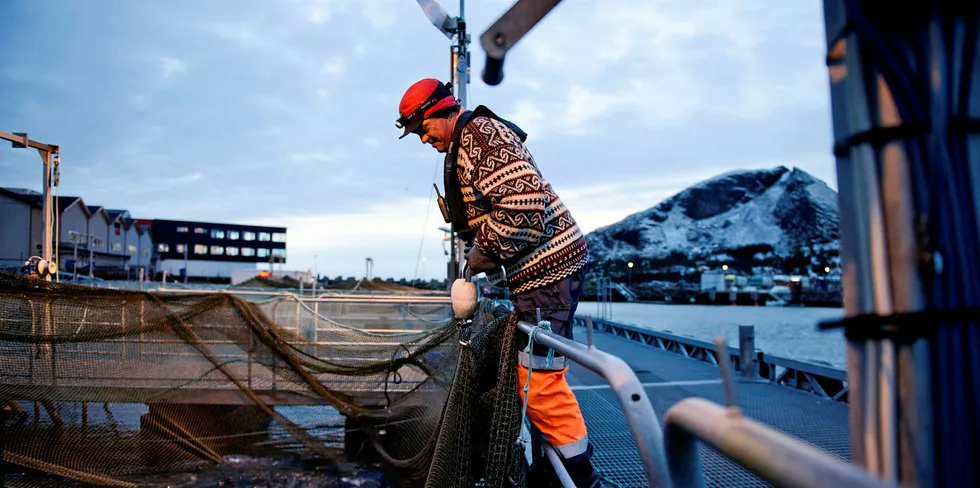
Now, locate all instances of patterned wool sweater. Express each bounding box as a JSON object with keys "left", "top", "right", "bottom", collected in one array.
[{"left": 455, "top": 115, "right": 589, "bottom": 294}]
